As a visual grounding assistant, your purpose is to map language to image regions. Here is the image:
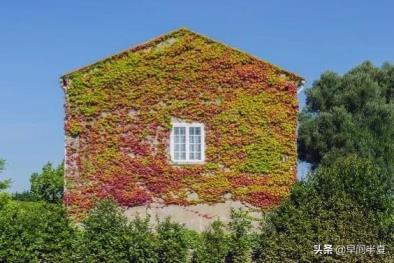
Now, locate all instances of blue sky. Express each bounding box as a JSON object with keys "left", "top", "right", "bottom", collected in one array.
[{"left": 1, "top": 1, "right": 393, "bottom": 192}]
